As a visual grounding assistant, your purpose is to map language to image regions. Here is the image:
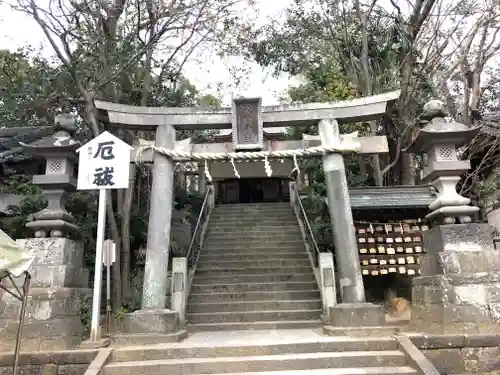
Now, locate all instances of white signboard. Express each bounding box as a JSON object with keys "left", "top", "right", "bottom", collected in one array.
[
  {"left": 102, "top": 239, "right": 116, "bottom": 266},
  {"left": 76, "top": 131, "right": 133, "bottom": 190}
]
